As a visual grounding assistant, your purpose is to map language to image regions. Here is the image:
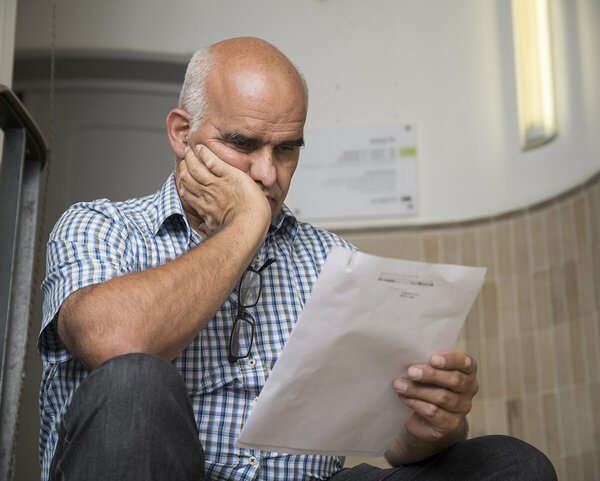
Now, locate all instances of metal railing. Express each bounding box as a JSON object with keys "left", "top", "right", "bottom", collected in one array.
[{"left": 0, "top": 85, "right": 47, "bottom": 481}]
